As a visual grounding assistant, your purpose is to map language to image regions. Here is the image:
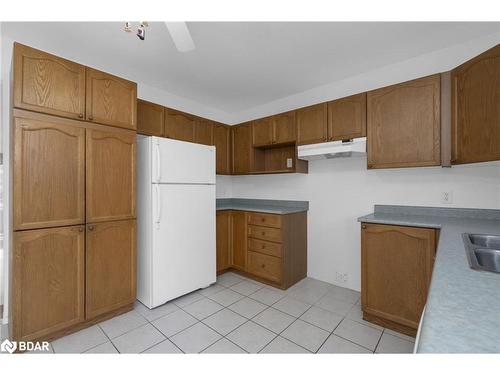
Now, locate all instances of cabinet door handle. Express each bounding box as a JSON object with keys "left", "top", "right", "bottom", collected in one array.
[
  {"left": 88, "top": 225, "right": 95, "bottom": 231},
  {"left": 78, "top": 226, "right": 84, "bottom": 232},
  {"left": 361, "top": 225, "right": 367, "bottom": 229},
  {"left": 88, "top": 116, "right": 94, "bottom": 121},
  {"left": 78, "top": 113, "right": 84, "bottom": 118}
]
